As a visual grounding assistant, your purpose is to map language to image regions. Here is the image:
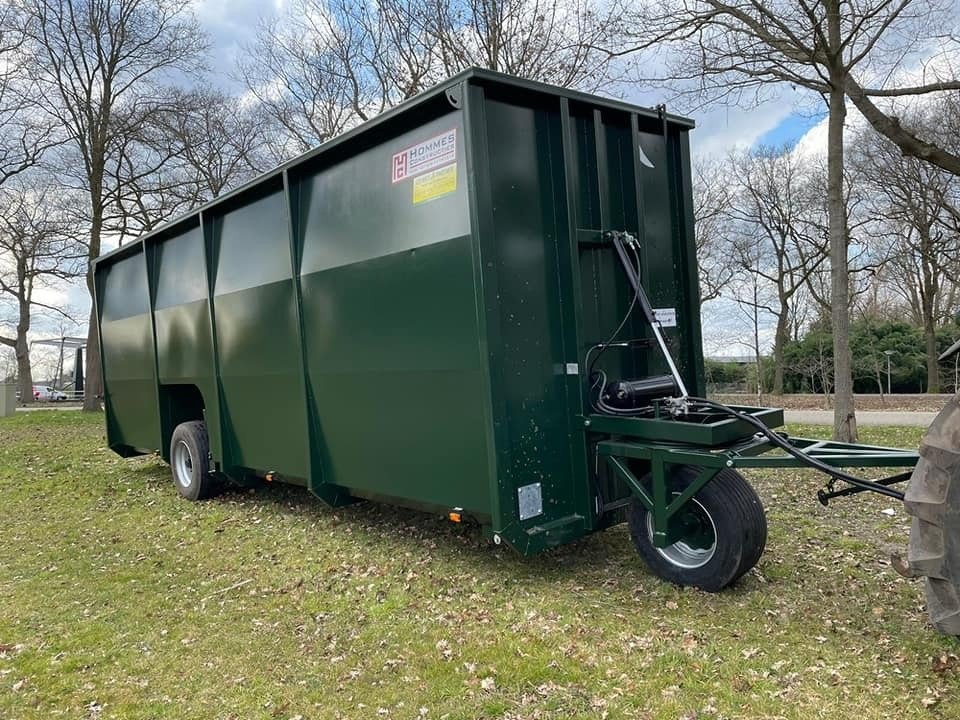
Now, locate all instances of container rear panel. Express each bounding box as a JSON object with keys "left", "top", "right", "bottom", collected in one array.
[
  {"left": 98, "top": 253, "right": 160, "bottom": 453},
  {"left": 567, "top": 102, "right": 704, "bottom": 397},
  {"left": 467, "top": 79, "right": 704, "bottom": 546}
]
